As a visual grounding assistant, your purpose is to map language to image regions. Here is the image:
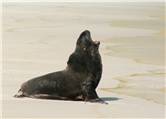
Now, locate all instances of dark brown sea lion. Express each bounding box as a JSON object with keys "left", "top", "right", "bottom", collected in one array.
[{"left": 14, "top": 30, "right": 106, "bottom": 104}]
